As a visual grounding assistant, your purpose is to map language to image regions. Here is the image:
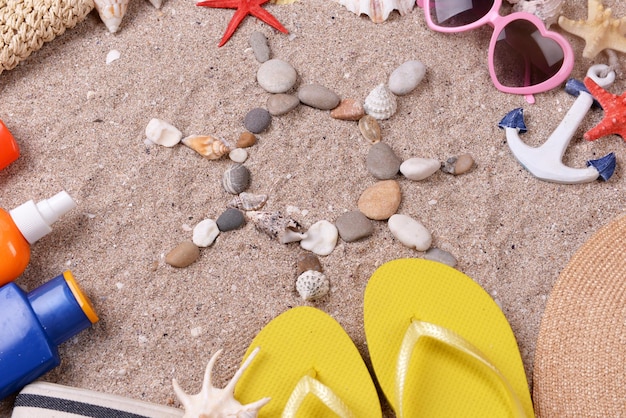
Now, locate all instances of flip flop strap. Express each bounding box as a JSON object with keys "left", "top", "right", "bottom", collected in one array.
[
  {"left": 282, "top": 374, "right": 356, "bottom": 418},
  {"left": 395, "top": 319, "right": 527, "bottom": 418}
]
